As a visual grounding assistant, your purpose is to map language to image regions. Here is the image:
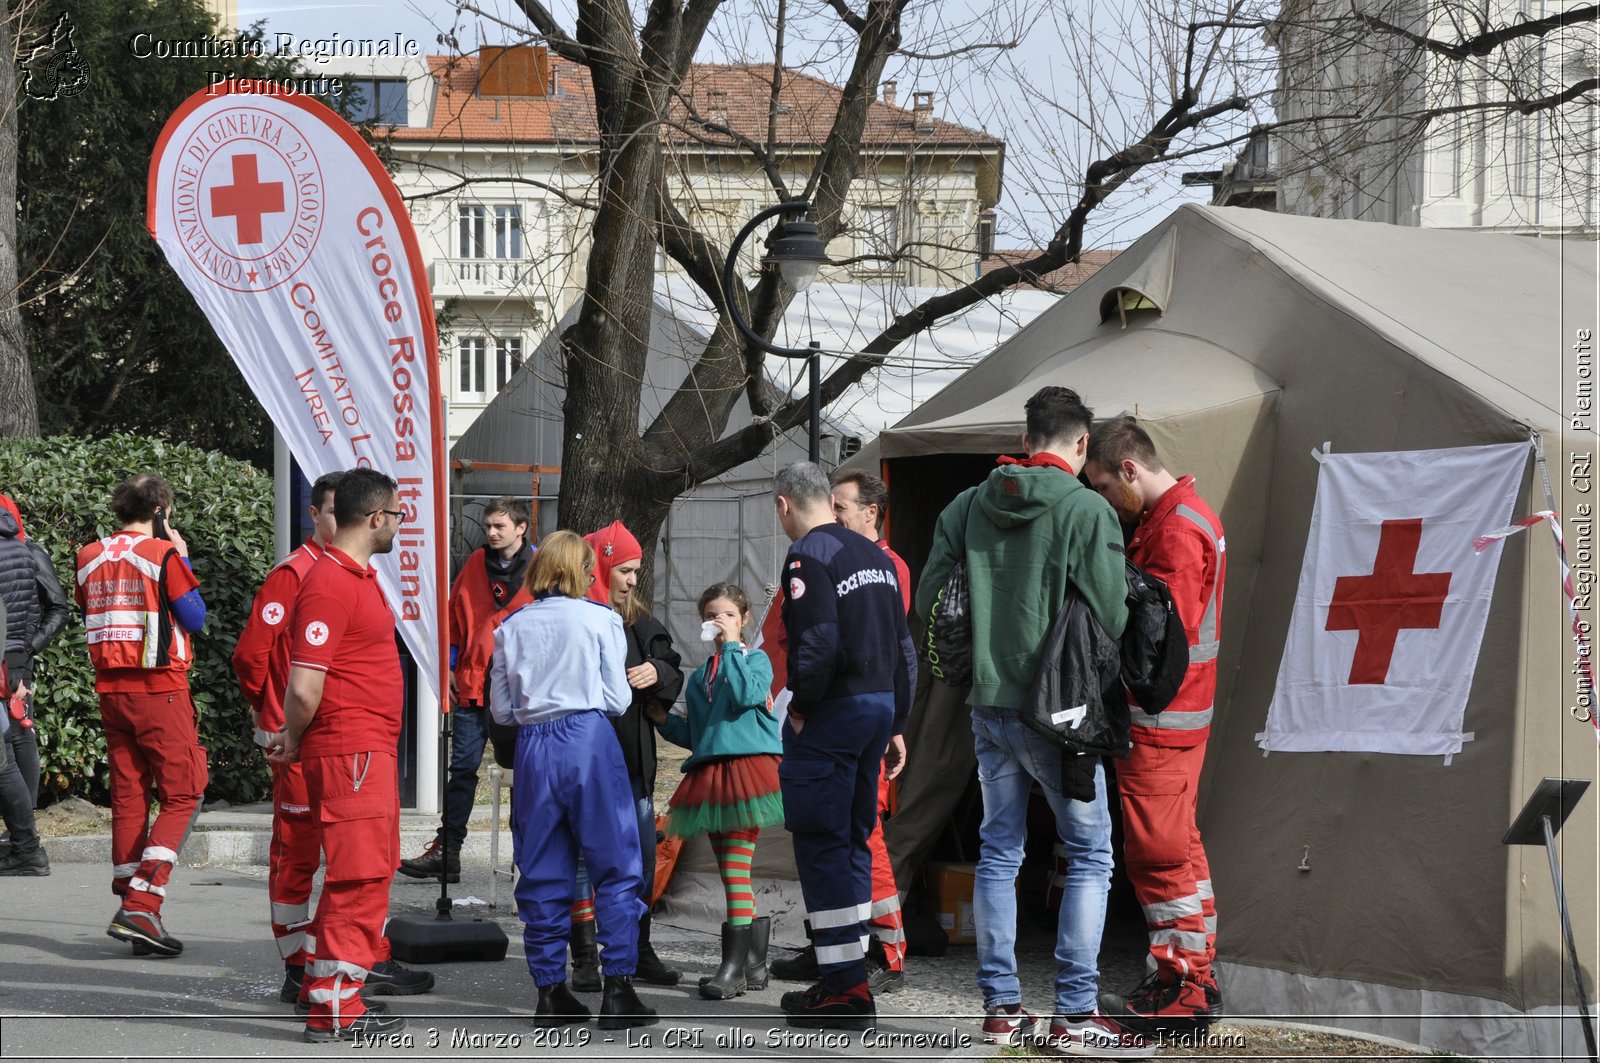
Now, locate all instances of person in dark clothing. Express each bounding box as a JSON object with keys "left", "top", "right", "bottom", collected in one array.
[
  {"left": 0, "top": 497, "right": 72, "bottom": 876},
  {"left": 772, "top": 462, "right": 916, "bottom": 1031},
  {"left": 400, "top": 497, "right": 535, "bottom": 882},
  {"left": 563, "top": 521, "right": 684, "bottom": 991}
]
